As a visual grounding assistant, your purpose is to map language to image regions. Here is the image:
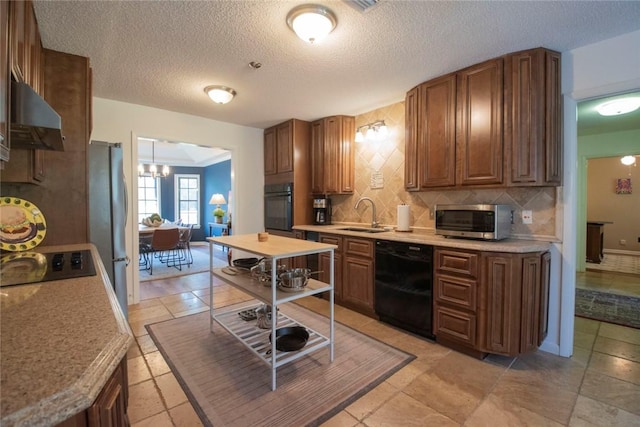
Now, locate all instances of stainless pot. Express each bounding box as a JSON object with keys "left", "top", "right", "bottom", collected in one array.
[
  {"left": 251, "top": 260, "right": 286, "bottom": 286},
  {"left": 255, "top": 304, "right": 277, "bottom": 329},
  {"left": 278, "top": 268, "right": 313, "bottom": 290}
]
